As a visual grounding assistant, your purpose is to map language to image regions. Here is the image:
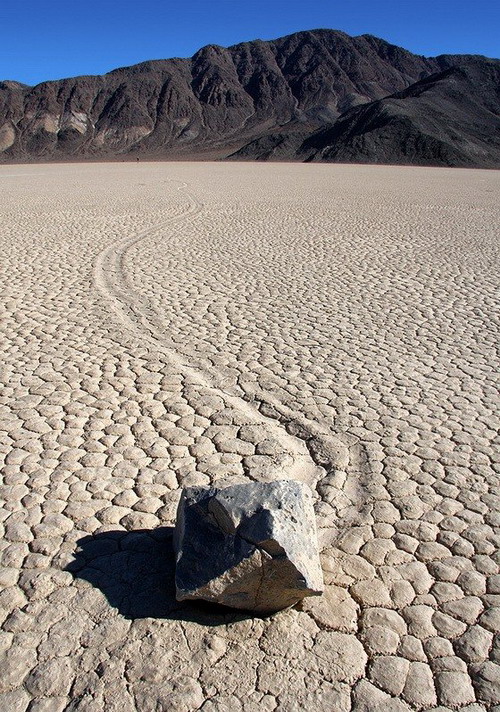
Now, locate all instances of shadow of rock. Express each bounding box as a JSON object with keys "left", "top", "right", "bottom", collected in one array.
[{"left": 65, "top": 527, "right": 254, "bottom": 625}]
